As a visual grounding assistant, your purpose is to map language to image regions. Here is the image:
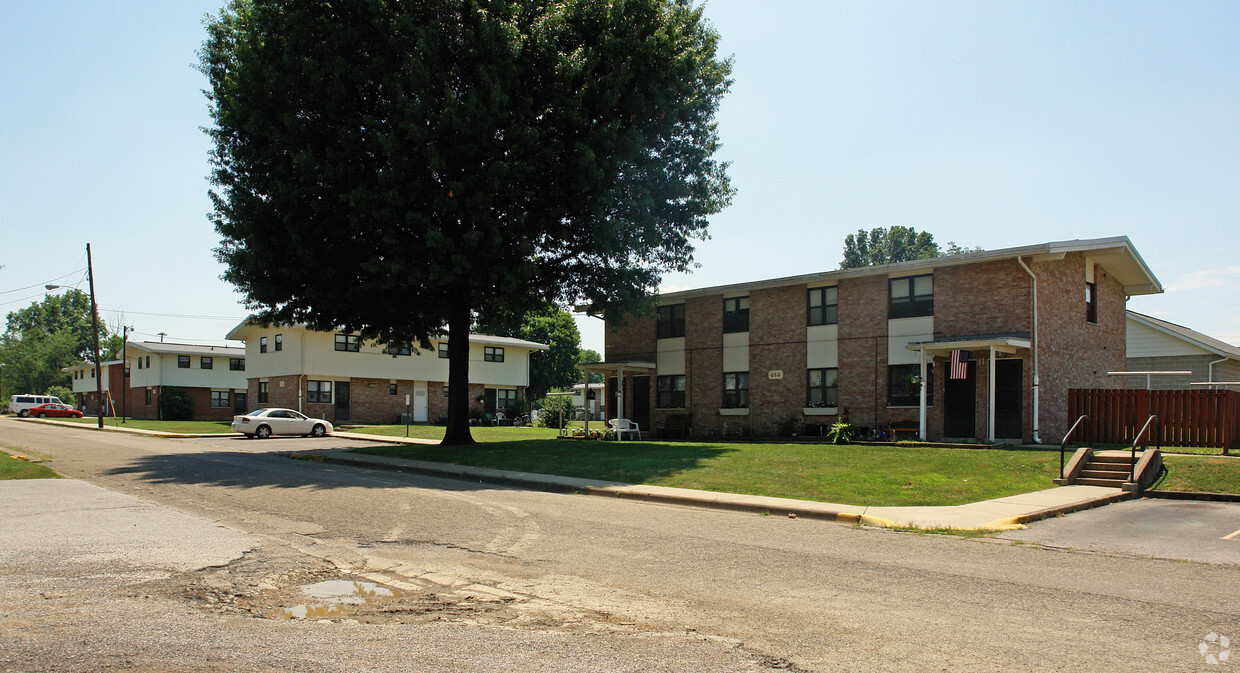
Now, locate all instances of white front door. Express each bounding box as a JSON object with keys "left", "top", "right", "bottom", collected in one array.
[{"left": 413, "top": 381, "right": 428, "bottom": 422}]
